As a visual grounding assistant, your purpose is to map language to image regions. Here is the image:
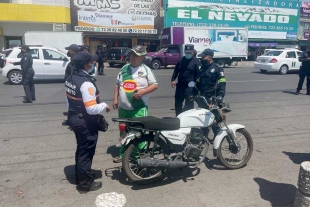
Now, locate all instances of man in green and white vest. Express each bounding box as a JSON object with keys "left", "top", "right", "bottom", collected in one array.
[{"left": 112, "top": 45, "right": 158, "bottom": 163}]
